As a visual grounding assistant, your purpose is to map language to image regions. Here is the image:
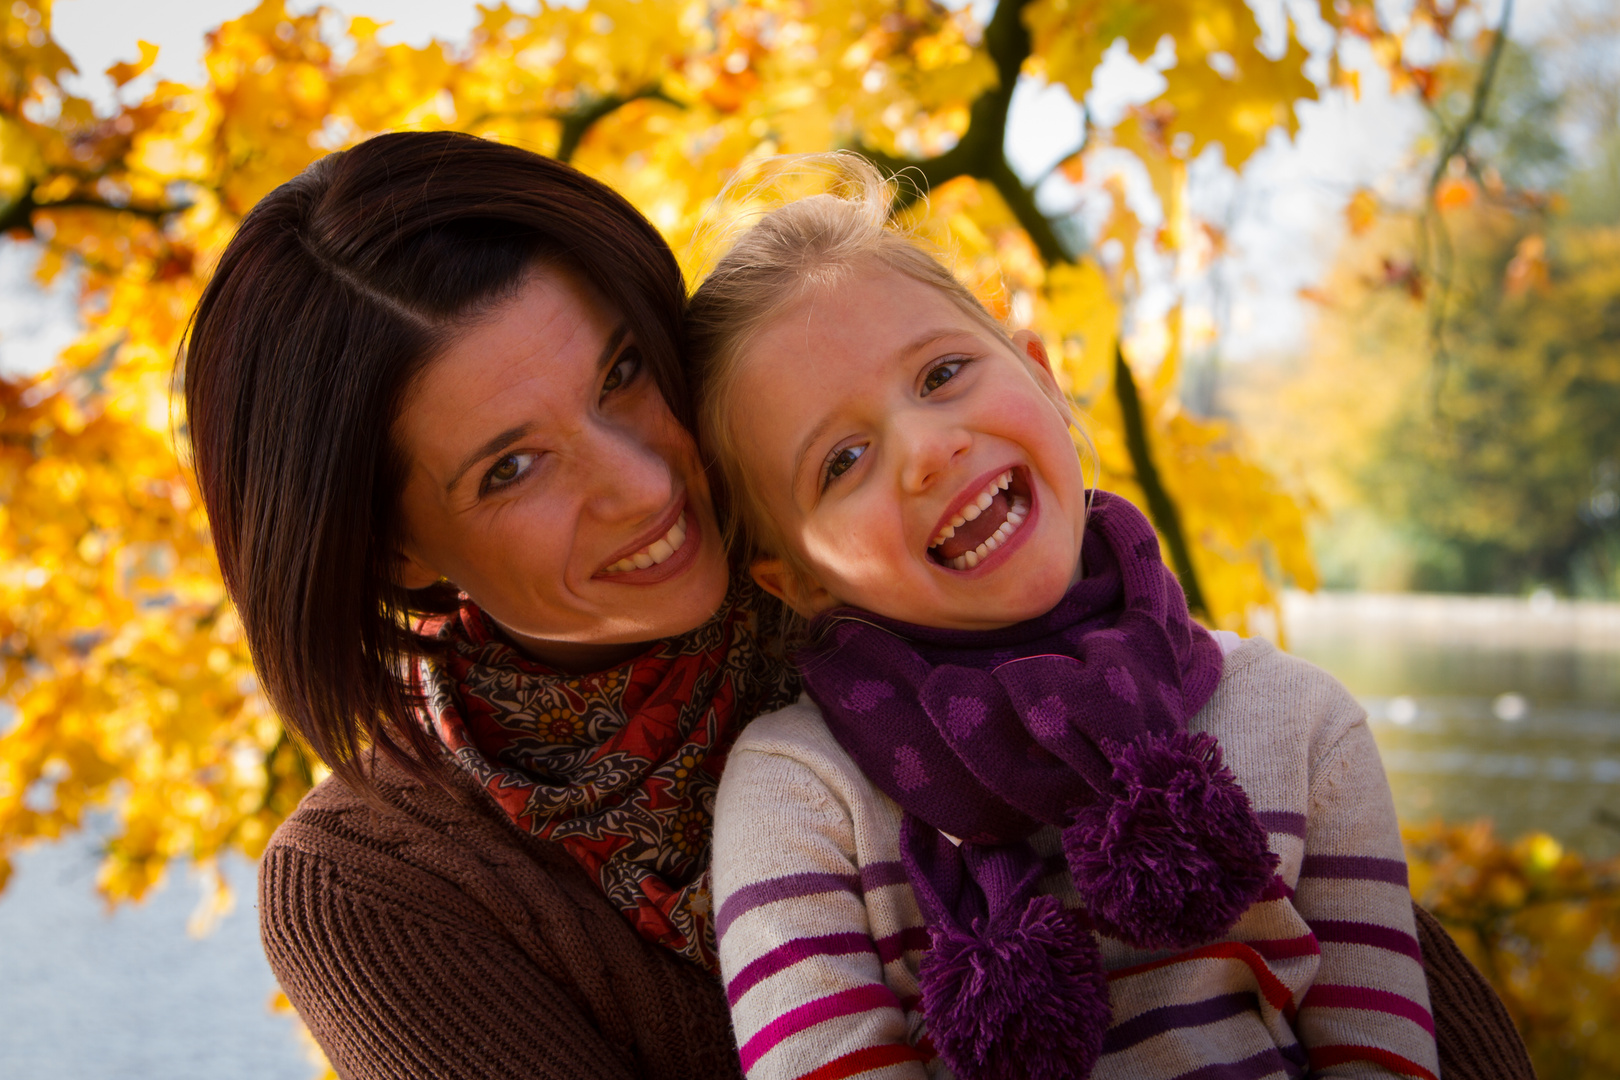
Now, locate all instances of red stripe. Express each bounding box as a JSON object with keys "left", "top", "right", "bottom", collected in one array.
[
  {"left": 793, "top": 1043, "right": 929, "bottom": 1080},
  {"left": 1303, "top": 984, "right": 1435, "bottom": 1034},
  {"left": 1109, "top": 942, "right": 1297, "bottom": 1021},
  {"left": 1246, "top": 933, "right": 1320, "bottom": 961},
  {"left": 1310, "top": 1044, "right": 1438, "bottom": 1080}
]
